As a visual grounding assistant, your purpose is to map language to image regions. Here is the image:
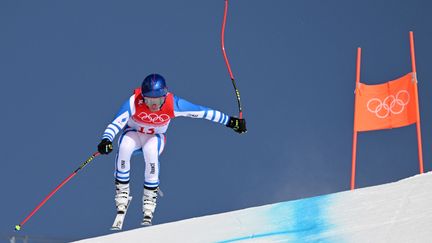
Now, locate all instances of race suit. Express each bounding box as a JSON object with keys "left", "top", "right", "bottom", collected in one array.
[{"left": 101, "top": 88, "right": 229, "bottom": 188}]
